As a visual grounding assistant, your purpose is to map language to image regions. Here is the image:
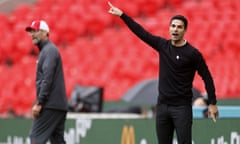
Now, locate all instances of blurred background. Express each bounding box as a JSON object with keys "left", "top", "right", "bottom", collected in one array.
[{"left": 0, "top": 0, "right": 239, "bottom": 117}]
